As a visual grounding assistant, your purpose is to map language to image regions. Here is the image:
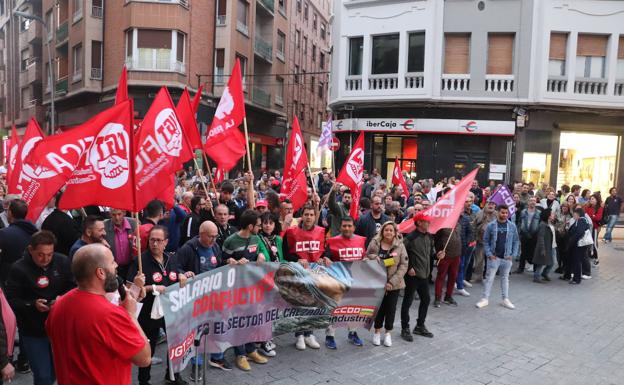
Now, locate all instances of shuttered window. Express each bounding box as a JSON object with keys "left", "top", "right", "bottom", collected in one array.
[
  {"left": 443, "top": 33, "right": 470, "bottom": 74},
  {"left": 487, "top": 33, "right": 514, "bottom": 75},
  {"left": 577, "top": 34, "right": 608, "bottom": 57},
  {"left": 576, "top": 34, "right": 608, "bottom": 79},
  {"left": 549, "top": 33, "right": 567, "bottom": 60},
  {"left": 617, "top": 36, "right": 624, "bottom": 79}
]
